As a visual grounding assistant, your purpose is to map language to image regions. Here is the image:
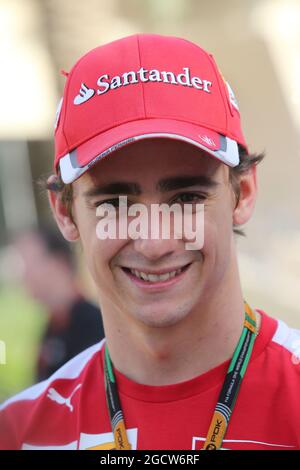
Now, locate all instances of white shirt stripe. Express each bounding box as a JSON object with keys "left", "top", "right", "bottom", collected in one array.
[
  {"left": 0, "top": 340, "right": 105, "bottom": 411},
  {"left": 271, "top": 319, "right": 300, "bottom": 356}
]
